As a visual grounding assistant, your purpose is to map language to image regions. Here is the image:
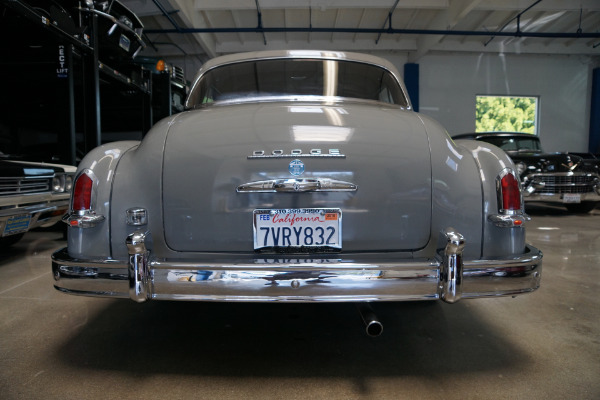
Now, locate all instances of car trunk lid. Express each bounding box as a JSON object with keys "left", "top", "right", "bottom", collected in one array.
[{"left": 162, "top": 102, "right": 432, "bottom": 252}]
